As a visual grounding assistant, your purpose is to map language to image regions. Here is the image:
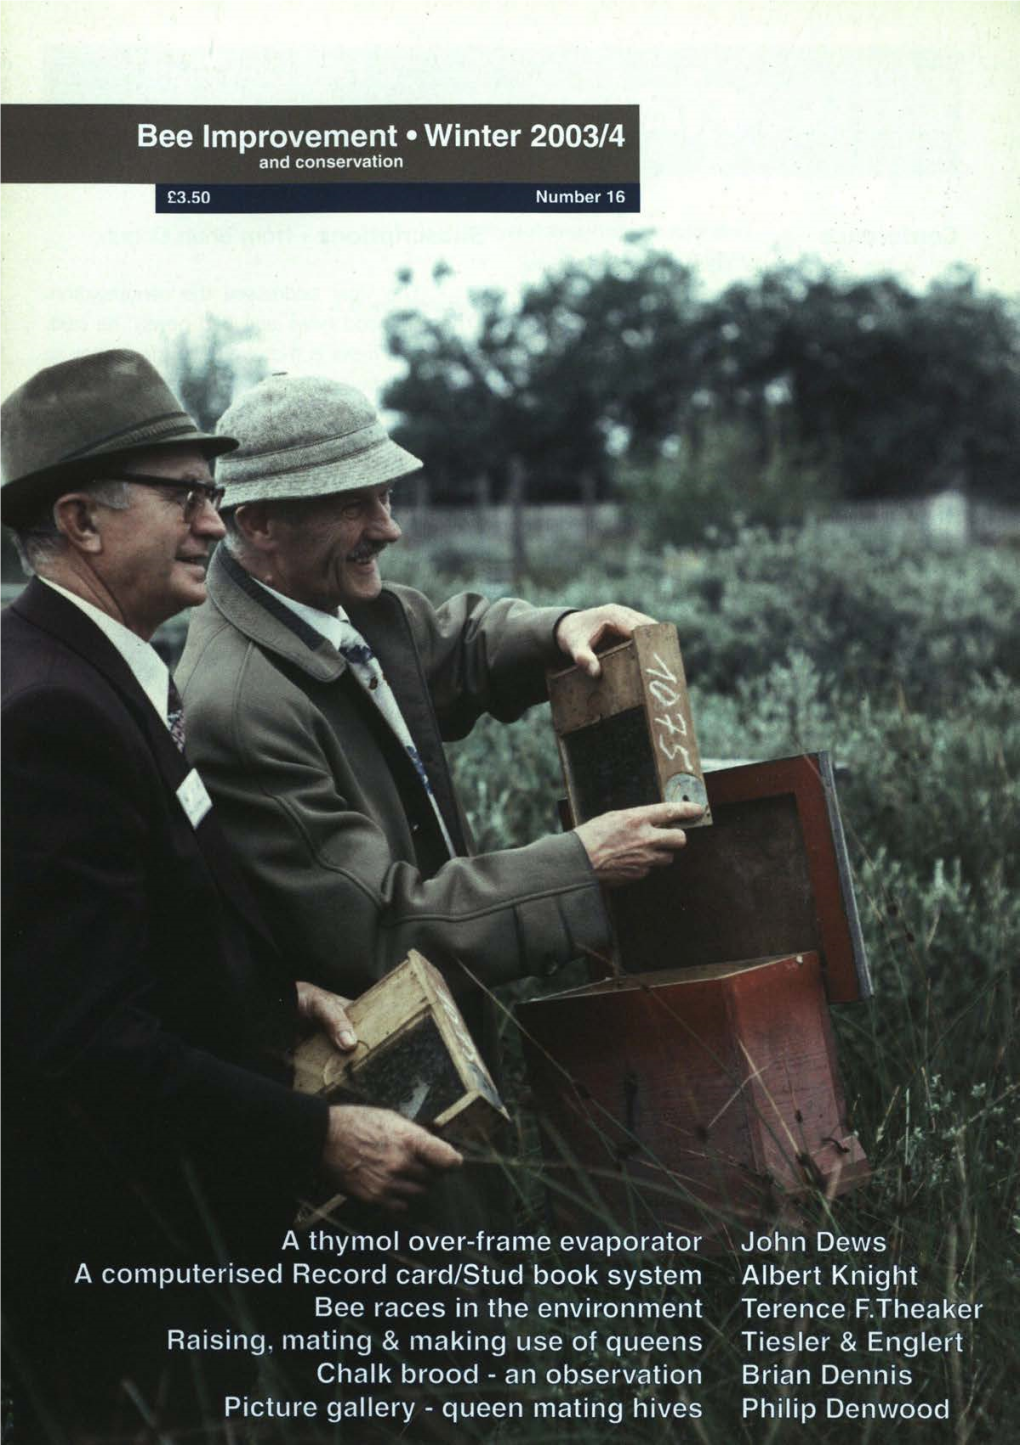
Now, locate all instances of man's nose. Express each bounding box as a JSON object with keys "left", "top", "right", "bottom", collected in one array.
[
  {"left": 192, "top": 497, "right": 227, "bottom": 540},
  {"left": 367, "top": 501, "right": 401, "bottom": 543}
]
